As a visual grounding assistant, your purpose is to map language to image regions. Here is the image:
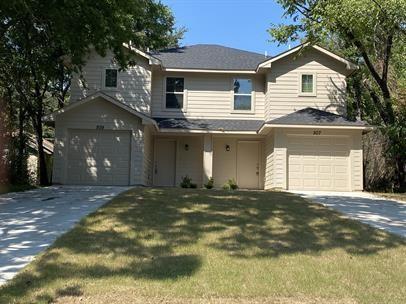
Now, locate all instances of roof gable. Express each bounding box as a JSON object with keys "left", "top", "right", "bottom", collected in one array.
[
  {"left": 257, "top": 43, "right": 357, "bottom": 72},
  {"left": 43, "top": 92, "right": 157, "bottom": 127}
]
